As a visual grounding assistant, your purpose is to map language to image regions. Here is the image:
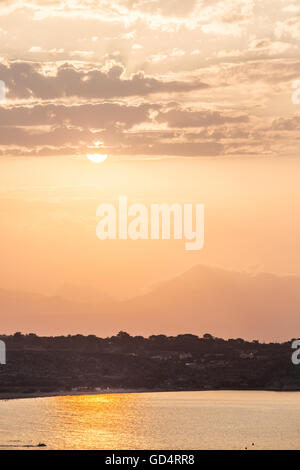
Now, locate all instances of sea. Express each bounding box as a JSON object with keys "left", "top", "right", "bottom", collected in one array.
[{"left": 0, "top": 390, "right": 299, "bottom": 450}]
